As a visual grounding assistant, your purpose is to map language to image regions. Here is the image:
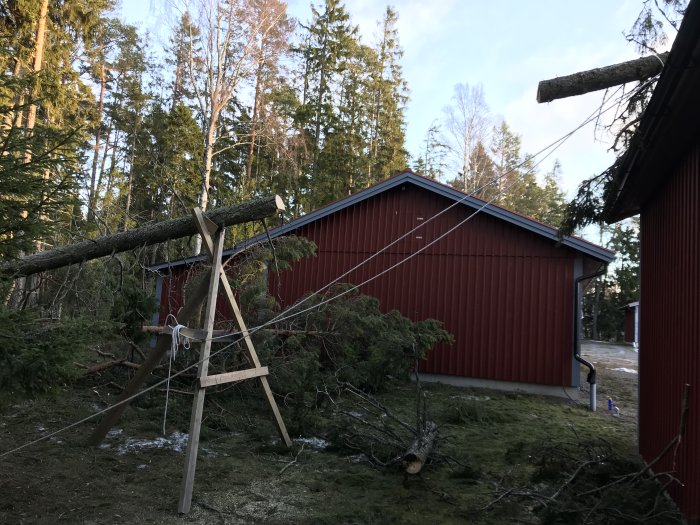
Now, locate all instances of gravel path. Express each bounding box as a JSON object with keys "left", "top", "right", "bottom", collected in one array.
[{"left": 578, "top": 341, "right": 639, "bottom": 427}]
